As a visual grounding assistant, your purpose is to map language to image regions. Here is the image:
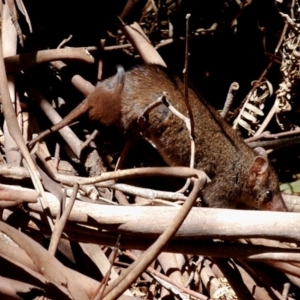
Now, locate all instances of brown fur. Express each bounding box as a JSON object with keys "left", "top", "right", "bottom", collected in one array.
[
  {"left": 88, "top": 65, "right": 125, "bottom": 125},
  {"left": 86, "top": 64, "right": 286, "bottom": 211},
  {"left": 32, "top": 64, "right": 287, "bottom": 211}
]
